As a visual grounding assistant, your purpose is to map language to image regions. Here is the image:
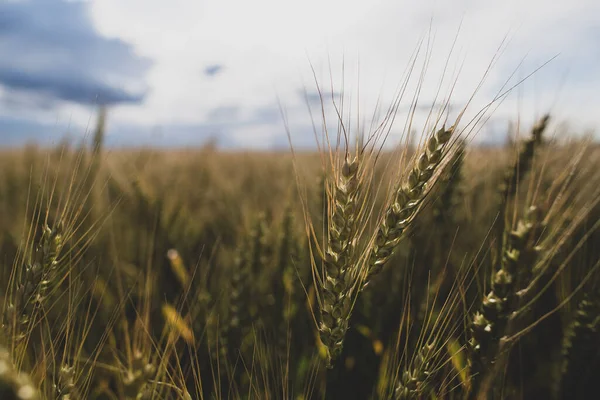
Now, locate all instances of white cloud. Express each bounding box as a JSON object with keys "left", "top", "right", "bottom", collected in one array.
[{"left": 83, "top": 0, "right": 600, "bottom": 146}]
